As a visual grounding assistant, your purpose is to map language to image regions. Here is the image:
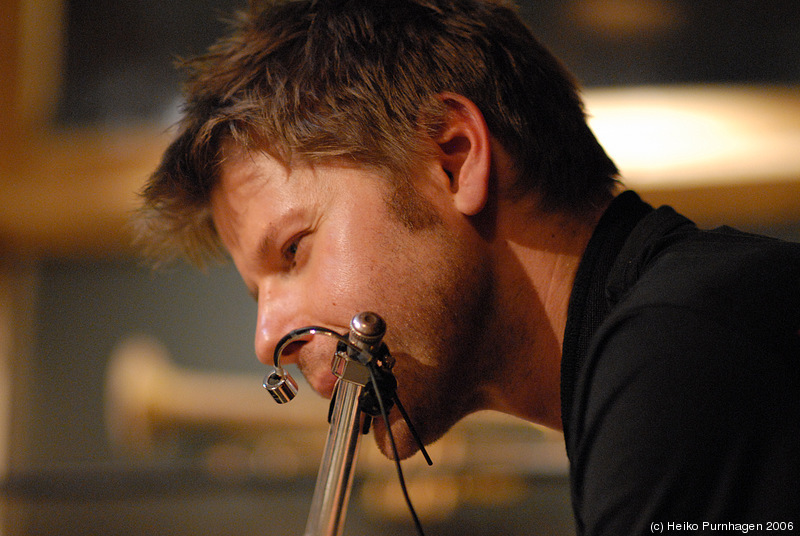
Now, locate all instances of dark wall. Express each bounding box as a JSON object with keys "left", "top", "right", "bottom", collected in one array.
[{"left": 57, "top": 0, "right": 800, "bottom": 125}]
